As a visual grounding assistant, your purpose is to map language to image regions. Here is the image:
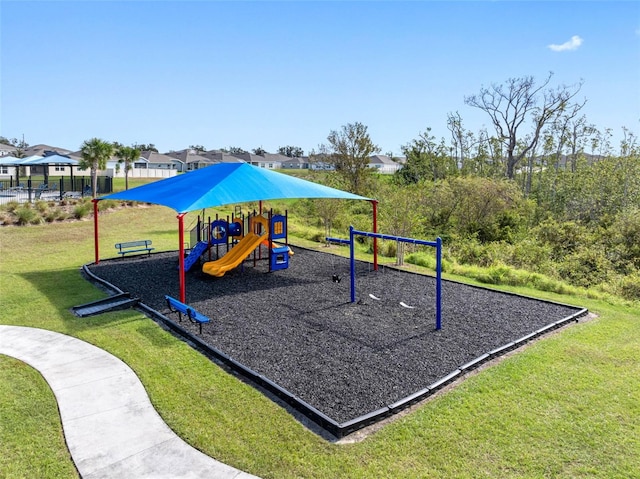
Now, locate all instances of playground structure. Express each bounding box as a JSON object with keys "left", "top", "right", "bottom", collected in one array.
[
  {"left": 328, "top": 226, "right": 443, "bottom": 330},
  {"left": 183, "top": 209, "right": 292, "bottom": 277}
]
